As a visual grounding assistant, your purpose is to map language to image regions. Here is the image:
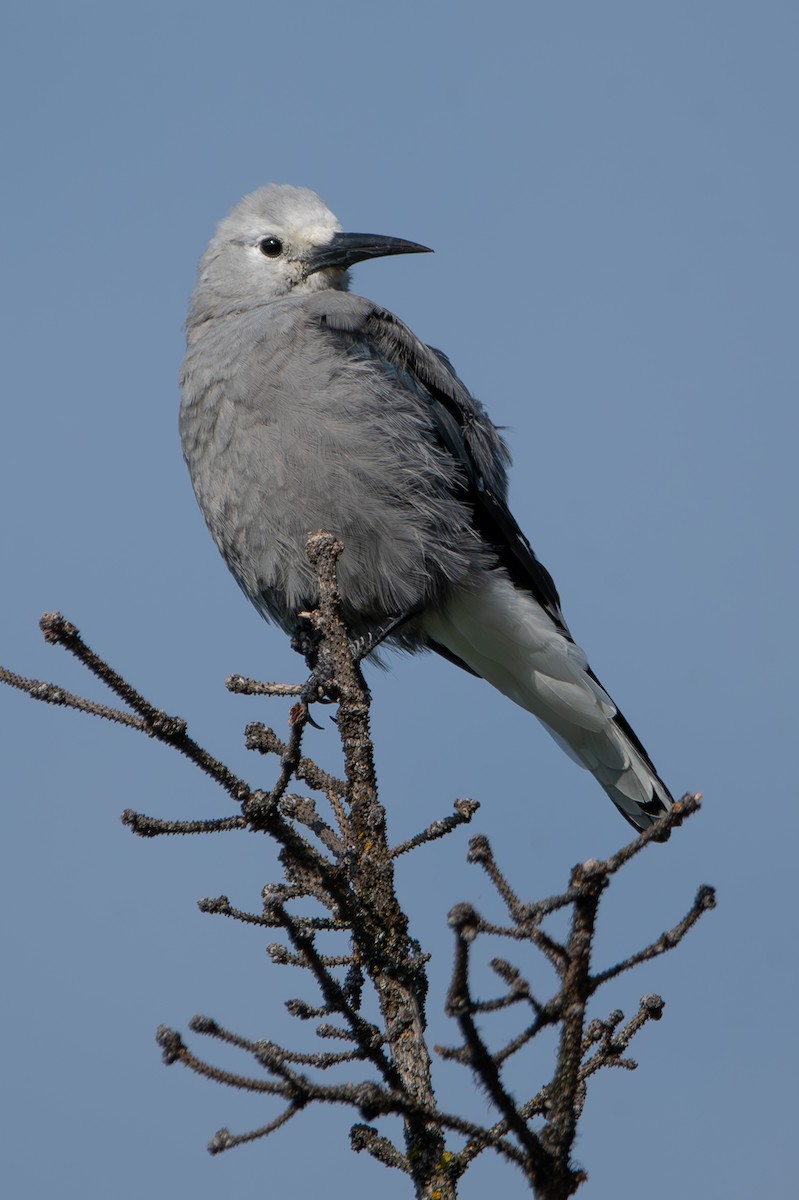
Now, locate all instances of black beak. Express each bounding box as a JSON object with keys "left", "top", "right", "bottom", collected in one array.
[{"left": 306, "top": 231, "right": 433, "bottom": 275}]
